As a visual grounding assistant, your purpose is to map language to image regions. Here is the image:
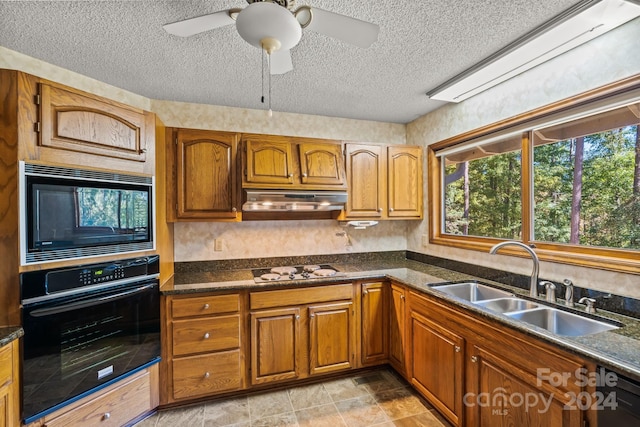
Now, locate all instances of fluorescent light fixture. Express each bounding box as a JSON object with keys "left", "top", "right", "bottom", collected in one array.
[{"left": 427, "top": 0, "right": 640, "bottom": 103}]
